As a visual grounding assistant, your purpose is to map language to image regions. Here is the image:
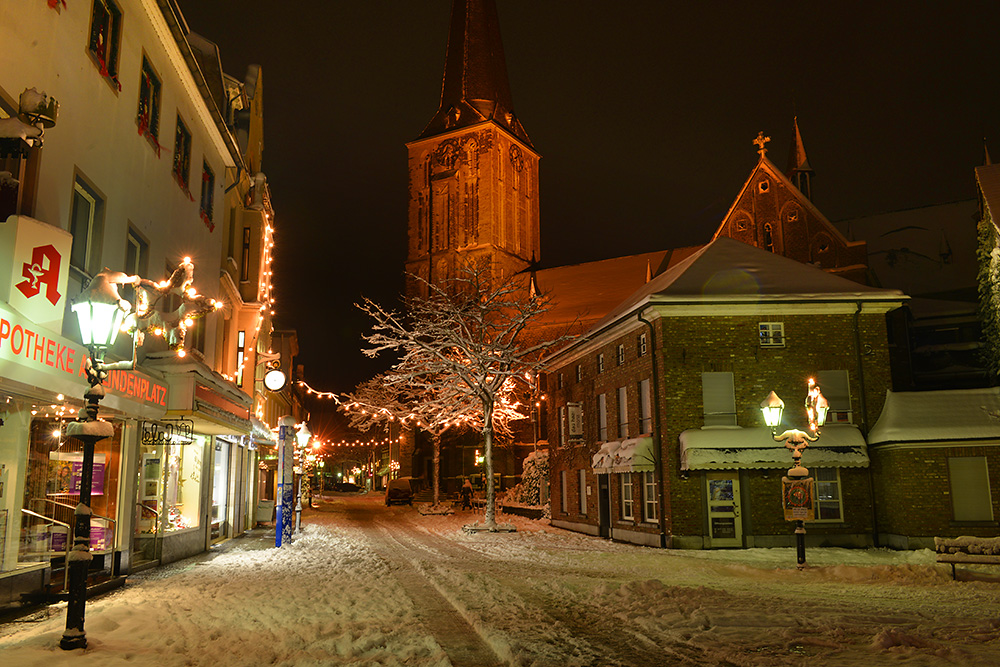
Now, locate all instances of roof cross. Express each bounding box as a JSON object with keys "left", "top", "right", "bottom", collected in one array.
[{"left": 753, "top": 131, "right": 771, "bottom": 156}]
